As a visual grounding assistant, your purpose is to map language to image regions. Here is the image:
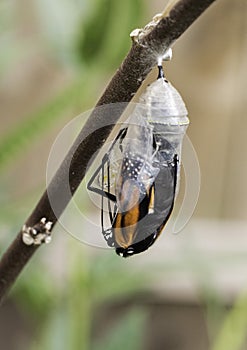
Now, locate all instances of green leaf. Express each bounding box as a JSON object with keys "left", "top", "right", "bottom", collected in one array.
[
  {"left": 212, "top": 291, "right": 247, "bottom": 350},
  {"left": 12, "top": 267, "right": 57, "bottom": 319},
  {"left": 77, "top": 0, "right": 145, "bottom": 68},
  {"left": 77, "top": 0, "right": 115, "bottom": 63},
  {"left": 99, "top": 0, "right": 145, "bottom": 69},
  {"left": 29, "top": 306, "right": 70, "bottom": 350},
  {"left": 88, "top": 254, "right": 150, "bottom": 303},
  {"left": 0, "top": 71, "right": 99, "bottom": 171},
  {"left": 92, "top": 308, "right": 147, "bottom": 350}
]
